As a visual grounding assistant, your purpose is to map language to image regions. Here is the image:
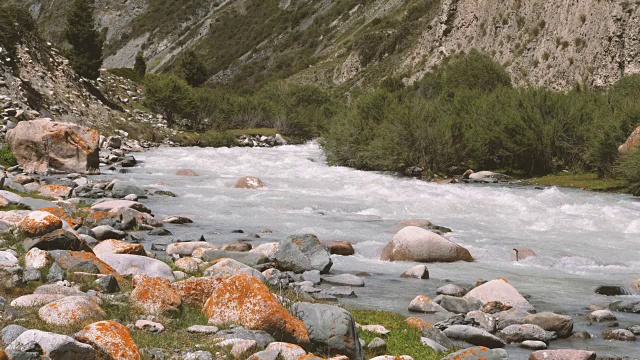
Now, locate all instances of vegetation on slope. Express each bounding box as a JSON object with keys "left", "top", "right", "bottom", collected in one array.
[{"left": 0, "top": 5, "right": 37, "bottom": 69}]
